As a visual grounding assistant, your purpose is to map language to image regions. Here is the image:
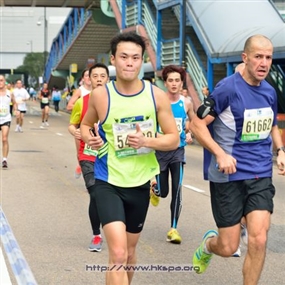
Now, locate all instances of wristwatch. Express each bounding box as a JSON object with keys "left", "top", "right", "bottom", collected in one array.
[{"left": 276, "top": 146, "right": 285, "bottom": 156}]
